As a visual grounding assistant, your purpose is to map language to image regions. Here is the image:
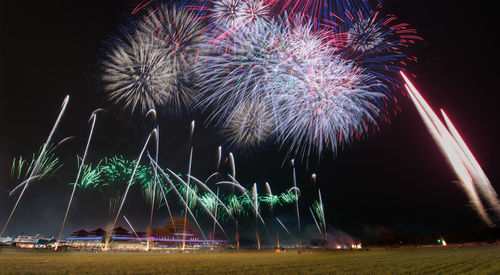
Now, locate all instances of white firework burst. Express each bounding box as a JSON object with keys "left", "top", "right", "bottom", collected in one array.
[
  {"left": 102, "top": 7, "right": 204, "bottom": 114},
  {"left": 237, "top": 0, "right": 270, "bottom": 25},
  {"left": 340, "top": 11, "right": 421, "bottom": 88},
  {"left": 212, "top": 0, "right": 244, "bottom": 27},
  {"left": 102, "top": 29, "right": 169, "bottom": 113}
]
